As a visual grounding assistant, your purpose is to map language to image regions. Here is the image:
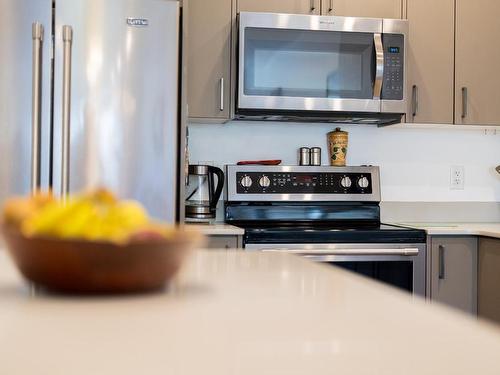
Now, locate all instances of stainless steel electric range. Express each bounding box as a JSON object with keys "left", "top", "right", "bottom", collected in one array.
[{"left": 224, "top": 165, "right": 427, "bottom": 296}]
